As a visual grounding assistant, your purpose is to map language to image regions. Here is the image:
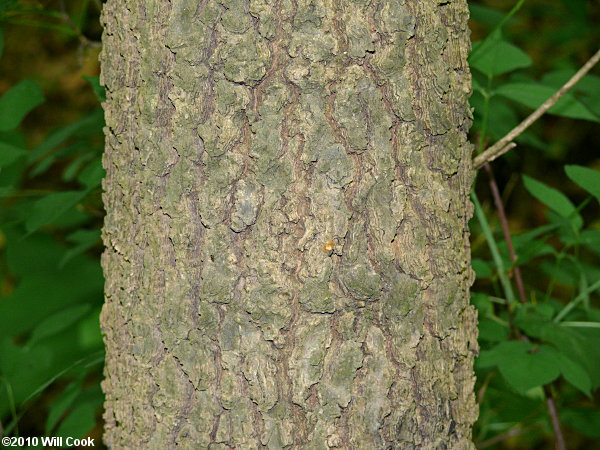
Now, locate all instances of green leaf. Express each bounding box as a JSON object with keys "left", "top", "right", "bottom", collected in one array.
[
  {"left": 556, "top": 352, "right": 592, "bottom": 396},
  {"left": 0, "top": 141, "right": 27, "bottom": 167},
  {"left": 478, "top": 318, "right": 509, "bottom": 342},
  {"left": 496, "top": 83, "right": 600, "bottom": 122},
  {"left": 25, "top": 190, "right": 88, "bottom": 234},
  {"left": 0, "top": 80, "right": 45, "bottom": 131},
  {"left": 478, "top": 341, "right": 561, "bottom": 393},
  {"left": 472, "top": 258, "right": 493, "bottom": 278},
  {"left": 29, "top": 304, "right": 92, "bottom": 345},
  {"left": 55, "top": 402, "right": 96, "bottom": 440},
  {"left": 60, "top": 229, "right": 101, "bottom": 268},
  {"left": 477, "top": 340, "right": 531, "bottom": 368},
  {"left": 470, "top": 31, "right": 532, "bottom": 77},
  {"left": 45, "top": 379, "right": 84, "bottom": 434},
  {"left": 538, "top": 326, "right": 600, "bottom": 388},
  {"left": 77, "top": 157, "right": 105, "bottom": 189},
  {"left": 500, "top": 345, "right": 561, "bottom": 393},
  {"left": 76, "top": 308, "right": 103, "bottom": 349},
  {"left": 471, "top": 292, "right": 493, "bottom": 316},
  {"left": 542, "top": 70, "right": 600, "bottom": 118},
  {"left": 63, "top": 152, "right": 95, "bottom": 182},
  {"left": 565, "top": 165, "right": 600, "bottom": 203},
  {"left": 522, "top": 175, "right": 583, "bottom": 230}
]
